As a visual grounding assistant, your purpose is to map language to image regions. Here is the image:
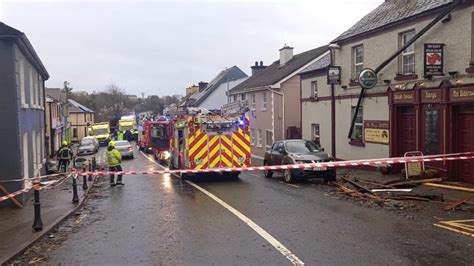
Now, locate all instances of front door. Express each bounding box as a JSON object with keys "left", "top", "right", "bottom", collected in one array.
[
  {"left": 397, "top": 106, "right": 416, "bottom": 156},
  {"left": 454, "top": 105, "right": 474, "bottom": 183}
]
